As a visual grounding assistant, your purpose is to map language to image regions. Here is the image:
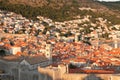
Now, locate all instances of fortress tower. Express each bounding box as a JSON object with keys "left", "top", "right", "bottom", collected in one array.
[
  {"left": 45, "top": 44, "right": 52, "bottom": 61},
  {"left": 75, "top": 33, "right": 80, "bottom": 42}
]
